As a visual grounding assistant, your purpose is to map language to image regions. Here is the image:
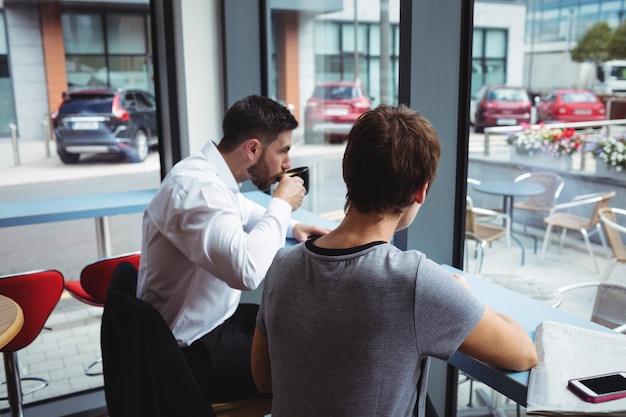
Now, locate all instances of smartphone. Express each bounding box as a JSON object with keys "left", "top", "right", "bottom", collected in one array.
[{"left": 568, "top": 372, "right": 626, "bottom": 403}]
